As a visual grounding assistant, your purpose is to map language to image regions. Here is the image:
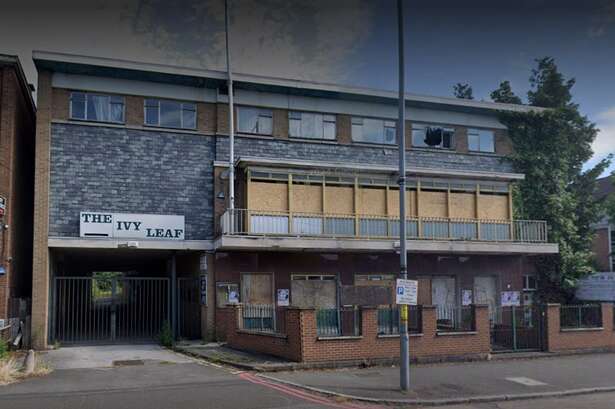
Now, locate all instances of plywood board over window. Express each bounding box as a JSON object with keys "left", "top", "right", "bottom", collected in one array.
[
  {"left": 359, "top": 187, "right": 386, "bottom": 215},
  {"left": 324, "top": 186, "right": 354, "bottom": 215},
  {"left": 420, "top": 190, "right": 448, "bottom": 218},
  {"left": 291, "top": 274, "right": 337, "bottom": 308},
  {"left": 241, "top": 273, "right": 273, "bottom": 304},
  {"left": 387, "top": 189, "right": 417, "bottom": 216},
  {"left": 292, "top": 184, "right": 322, "bottom": 213},
  {"left": 449, "top": 192, "right": 476, "bottom": 219},
  {"left": 479, "top": 193, "right": 509, "bottom": 220},
  {"left": 248, "top": 181, "right": 289, "bottom": 211}
]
